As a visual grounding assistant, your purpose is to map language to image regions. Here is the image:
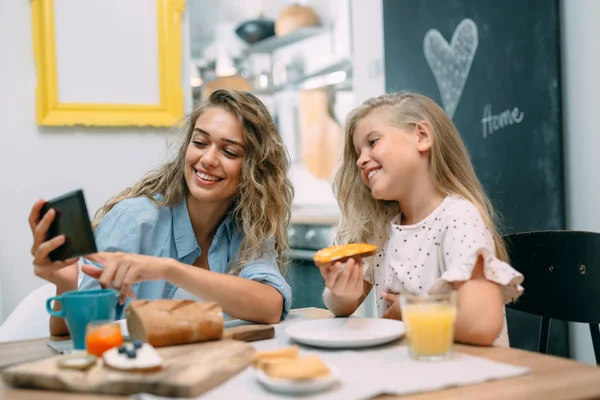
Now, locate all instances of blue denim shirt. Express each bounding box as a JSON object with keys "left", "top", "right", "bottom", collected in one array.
[{"left": 79, "top": 196, "right": 292, "bottom": 320}]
